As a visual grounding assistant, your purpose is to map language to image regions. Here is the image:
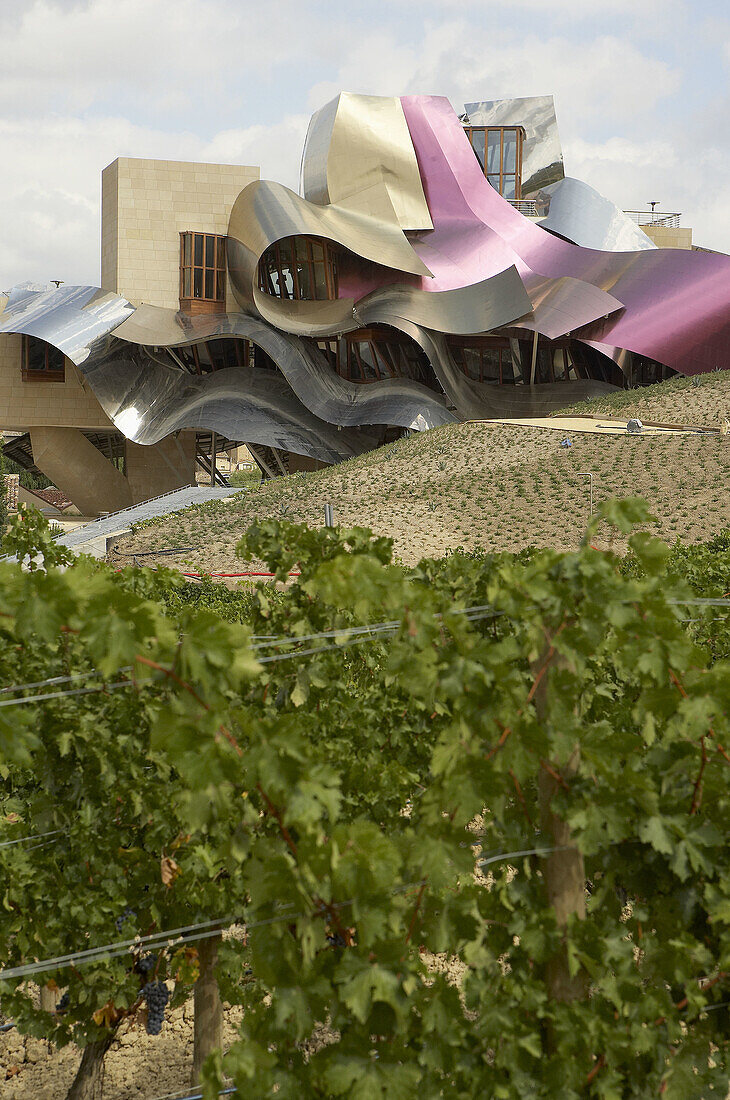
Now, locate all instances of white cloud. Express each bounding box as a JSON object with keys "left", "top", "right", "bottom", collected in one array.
[
  {"left": 0, "top": 0, "right": 727, "bottom": 292},
  {"left": 0, "top": 113, "right": 308, "bottom": 287}
]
